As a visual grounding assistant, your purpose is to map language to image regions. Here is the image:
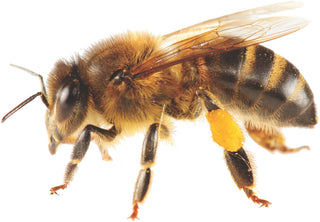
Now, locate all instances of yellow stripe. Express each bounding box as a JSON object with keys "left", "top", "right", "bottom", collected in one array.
[
  {"left": 240, "top": 46, "right": 257, "bottom": 77},
  {"left": 266, "top": 54, "right": 286, "bottom": 89}
]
